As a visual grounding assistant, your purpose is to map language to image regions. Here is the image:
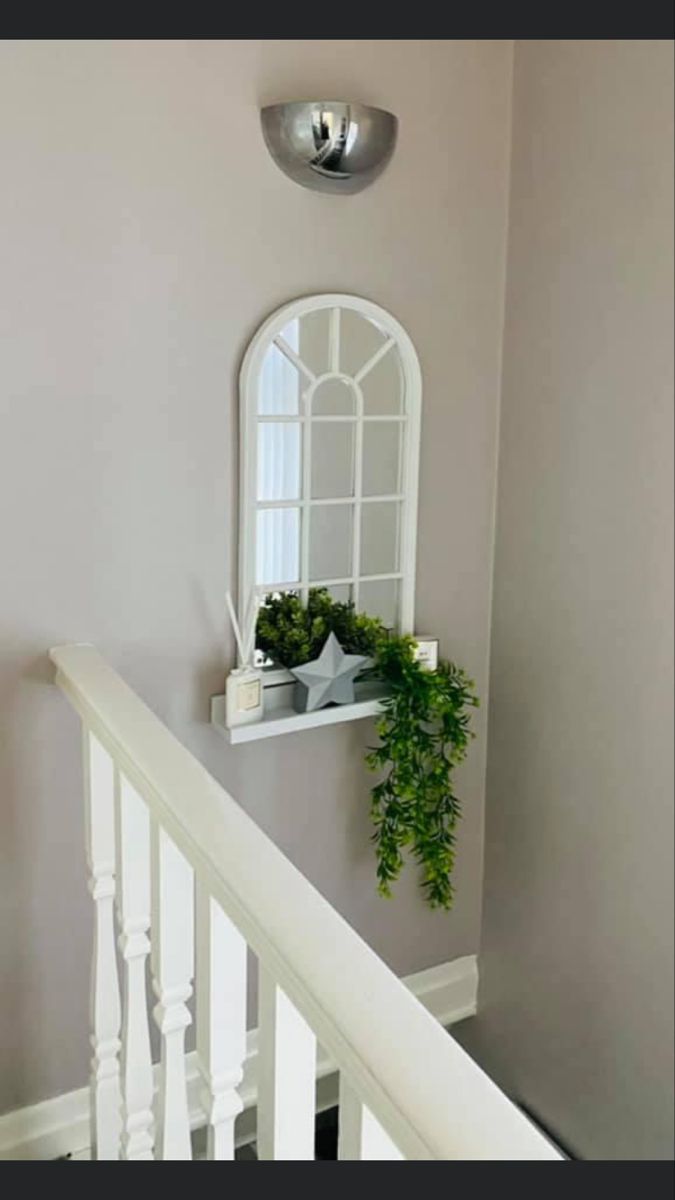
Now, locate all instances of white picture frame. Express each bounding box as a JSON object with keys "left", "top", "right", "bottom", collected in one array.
[{"left": 238, "top": 293, "right": 422, "bottom": 656}]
